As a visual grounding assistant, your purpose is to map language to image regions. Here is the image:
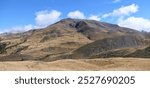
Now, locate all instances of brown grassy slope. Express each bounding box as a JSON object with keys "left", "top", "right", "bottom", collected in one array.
[
  {"left": 127, "top": 46, "right": 150, "bottom": 58},
  {"left": 0, "top": 18, "right": 150, "bottom": 61},
  {"left": 0, "top": 20, "right": 92, "bottom": 60},
  {"left": 0, "top": 58, "right": 150, "bottom": 71},
  {"left": 57, "top": 18, "right": 144, "bottom": 40},
  {"left": 71, "top": 35, "right": 149, "bottom": 59}
]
